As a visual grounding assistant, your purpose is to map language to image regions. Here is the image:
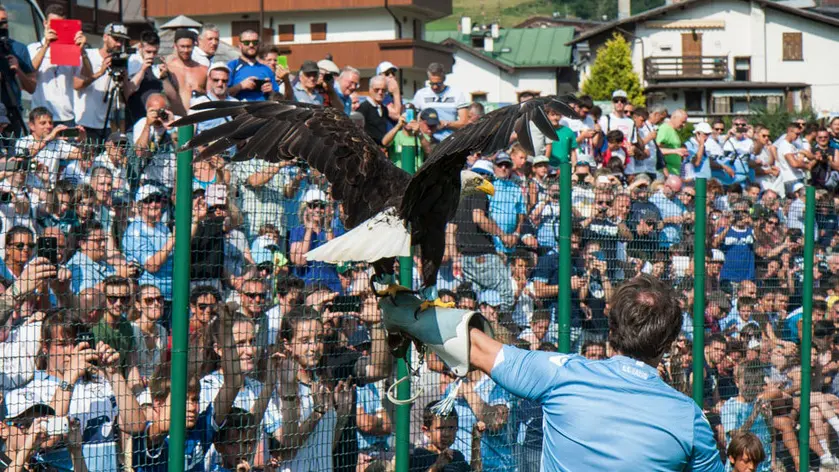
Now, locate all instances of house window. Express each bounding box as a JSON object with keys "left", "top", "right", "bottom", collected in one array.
[
  {"left": 471, "top": 36, "right": 484, "bottom": 48},
  {"left": 734, "top": 57, "right": 751, "bottom": 81},
  {"left": 278, "top": 24, "right": 294, "bottom": 42},
  {"left": 684, "top": 91, "right": 703, "bottom": 112},
  {"left": 311, "top": 23, "right": 327, "bottom": 41},
  {"left": 471, "top": 91, "right": 488, "bottom": 102},
  {"left": 712, "top": 96, "right": 731, "bottom": 115},
  {"left": 782, "top": 32, "right": 803, "bottom": 61}
]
